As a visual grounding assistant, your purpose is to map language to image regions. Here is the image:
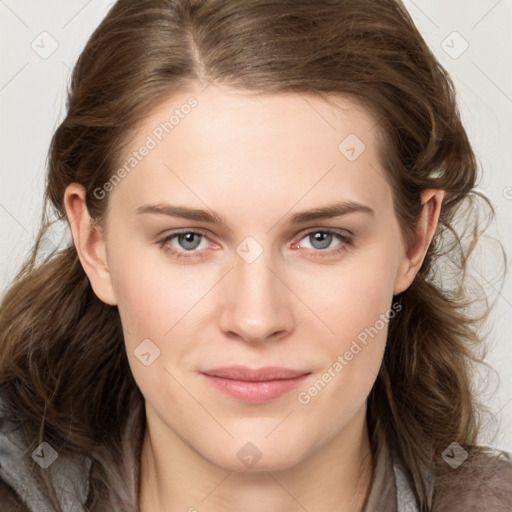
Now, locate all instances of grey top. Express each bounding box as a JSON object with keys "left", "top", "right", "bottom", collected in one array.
[{"left": 0, "top": 402, "right": 91, "bottom": 511}]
